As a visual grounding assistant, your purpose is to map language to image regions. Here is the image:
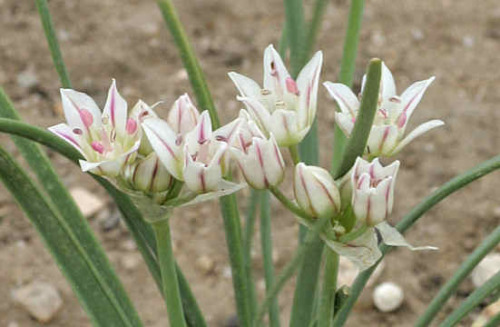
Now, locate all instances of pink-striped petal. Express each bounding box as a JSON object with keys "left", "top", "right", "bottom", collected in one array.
[
  {"left": 103, "top": 79, "right": 128, "bottom": 135},
  {"left": 263, "top": 44, "right": 290, "bottom": 97},
  {"left": 228, "top": 72, "right": 262, "bottom": 98},
  {"left": 392, "top": 119, "right": 444, "bottom": 155}
]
